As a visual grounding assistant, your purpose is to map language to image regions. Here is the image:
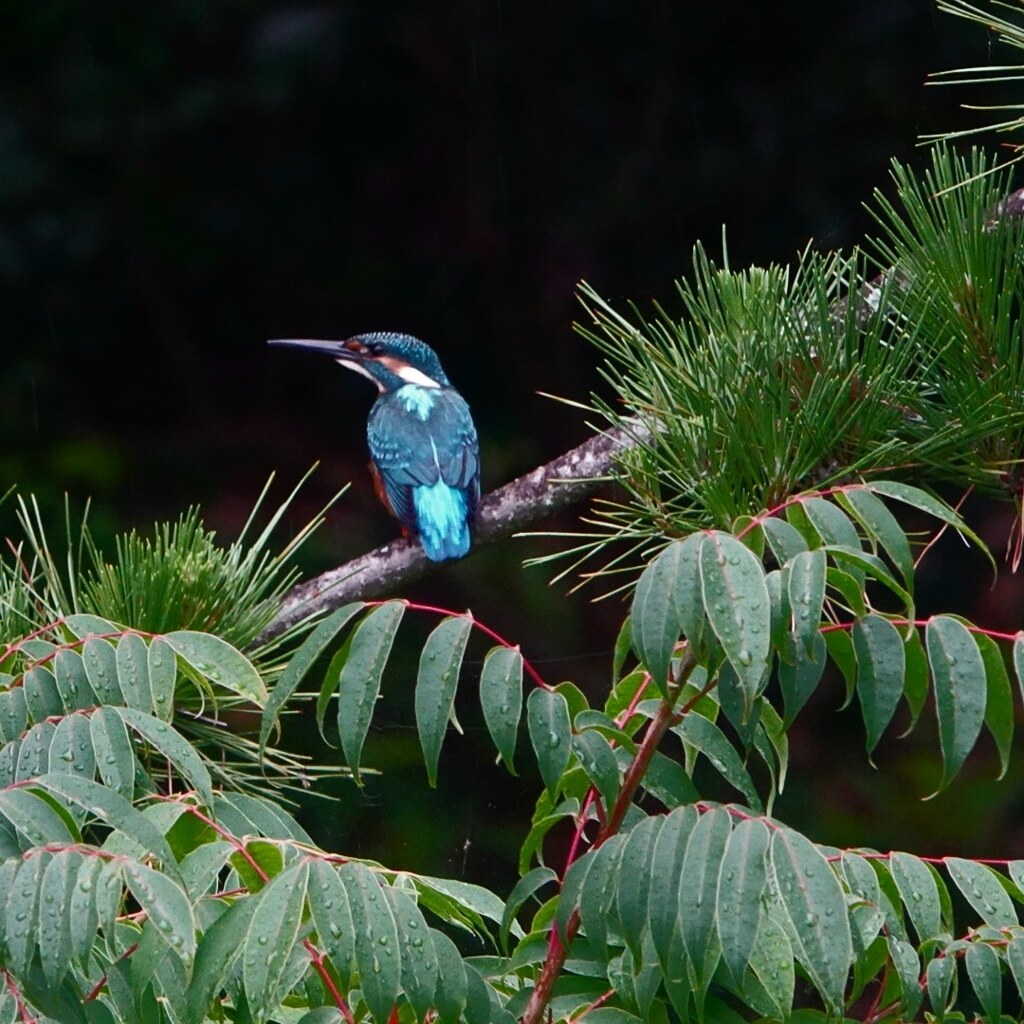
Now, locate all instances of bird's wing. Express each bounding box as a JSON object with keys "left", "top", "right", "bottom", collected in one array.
[{"left": 368, "top": 389, "right": 480, "bottom": 530}]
